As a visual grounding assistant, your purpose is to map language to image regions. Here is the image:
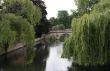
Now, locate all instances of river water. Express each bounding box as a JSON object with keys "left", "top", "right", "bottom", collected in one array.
[
  {"left": 45, "top": 42, "right": 72, "bottom": 71},
  {"left": 0, "top": 42, "right": 72, "bottom": 71}
]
